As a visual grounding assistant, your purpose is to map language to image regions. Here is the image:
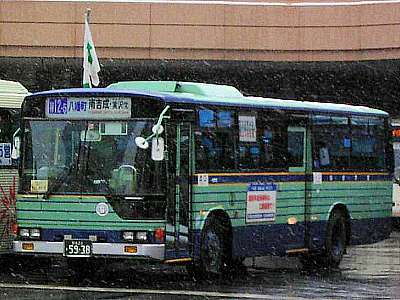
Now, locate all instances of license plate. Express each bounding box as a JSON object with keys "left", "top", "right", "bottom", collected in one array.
[{"left": 64, "top": 239, "right": 92, "bottom": 257}]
